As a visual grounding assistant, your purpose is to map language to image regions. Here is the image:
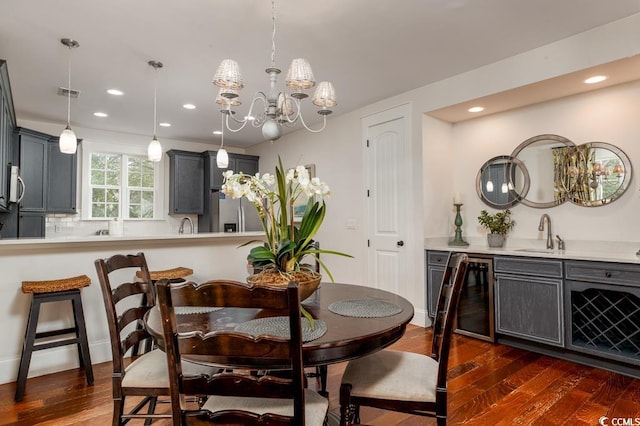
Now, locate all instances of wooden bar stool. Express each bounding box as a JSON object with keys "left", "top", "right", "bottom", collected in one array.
[
  {"left": 15, "top": 275, "right": 93, "bottom": 402},
  {"left": 132, "top": 266, "right": 193, "bottom": 356}
]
